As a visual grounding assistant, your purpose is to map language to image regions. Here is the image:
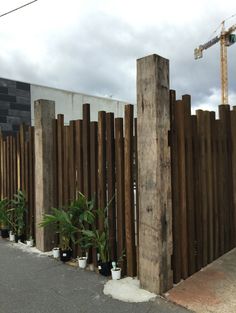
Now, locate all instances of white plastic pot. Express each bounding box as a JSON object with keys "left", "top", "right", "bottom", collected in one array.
[
  {"left": 52, "top": 248, "right": 60, "bottom": 258},
  {"left": 78, "top": 257, "right": 87, "bottom": 269},
  {"left": 9, "top": 233, "right": 15, "bottom": 242},
  {"left": 26, "top": 239, "right": 34, "bottom": 247},
  {"left": 111, "top": 268, "right": 121, "bottom": 280}
]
